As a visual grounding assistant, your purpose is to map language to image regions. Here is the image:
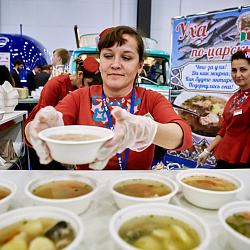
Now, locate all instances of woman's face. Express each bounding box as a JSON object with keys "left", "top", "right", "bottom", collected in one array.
[
  {"left": 99, "top": 34, "right": 143, "bottom": 97},
  {"left": 231, "top": 59, "right": 250, "bottom": 90}
]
